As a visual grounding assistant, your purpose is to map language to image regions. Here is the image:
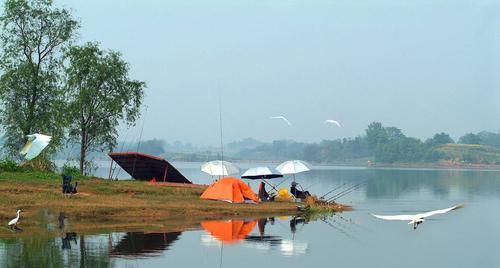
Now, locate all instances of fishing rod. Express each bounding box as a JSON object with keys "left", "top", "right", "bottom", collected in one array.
[
  {"left": 328, "top": 183, "right": 364, "bottom": 202},
  {"left": 329, "top": 181, "right": 366, "bottom": 201},
  {"left": 261, "top": 178, "right": 280, "bottom": 193},
  {"left": 319, "top": 218, "right": 352, "bottom": 239},
  {"left": 274, "top": 175, "right": 291, "bottom": 188},
  {"left": 326, "top": 183, "right": 360, "bottom": 202},
  {"left": 327, "top": 180, "right": 367, "bottom": 202},
  {"left": 319, "top": 181, "right": 349, "bottom": 200},
  {"left": 303, "top": 183, "right": 316, "bottom": 191},
  {"left": 330, "top": 179, "right": 366, "bottom": 199}
]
